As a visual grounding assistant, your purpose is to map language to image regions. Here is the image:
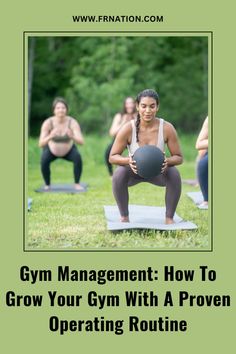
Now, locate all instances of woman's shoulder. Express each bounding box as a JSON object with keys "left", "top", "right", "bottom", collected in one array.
[
  {"left": 160, "top": 118, "right": 175, "bottom": 129},
  {"left": 42, "top": 117, "right": 53, "bottom": 127},
  {"left": 118, "top": 120, "right": 133, "bottom": 136},
  {"left": 203, "top": 116, "right": 208, "bottom": 128},
  {"left": 159, "top": 119, "right": 178, "bottom": 138},
  {"left": 68, "top": 116, "right": 79, "bottom": 125},
  {"left": 113, "top": 112, "right": 122, "bottom": 122},
  {"left": 124, "top": 119, "right": 134, "bottom": 128},
  {"left": 67, "top": 115, "right": 76, "bottom": 121},
  {"left": 44, "top": 116, "right": 53, "bottom": 121}
]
